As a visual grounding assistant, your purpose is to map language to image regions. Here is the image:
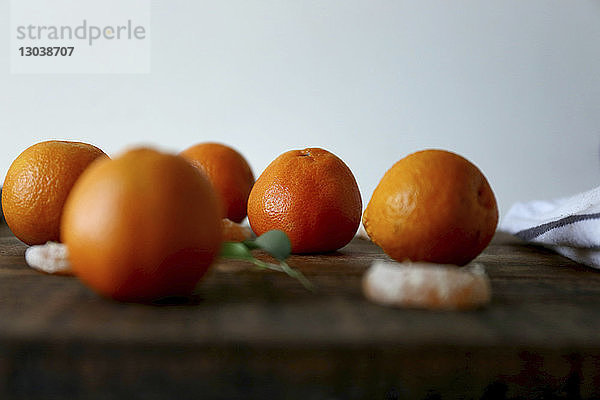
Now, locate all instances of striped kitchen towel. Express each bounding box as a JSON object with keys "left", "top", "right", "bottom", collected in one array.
[{"left": 500, "top": 186, "right": 600, "bottom": 268}]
